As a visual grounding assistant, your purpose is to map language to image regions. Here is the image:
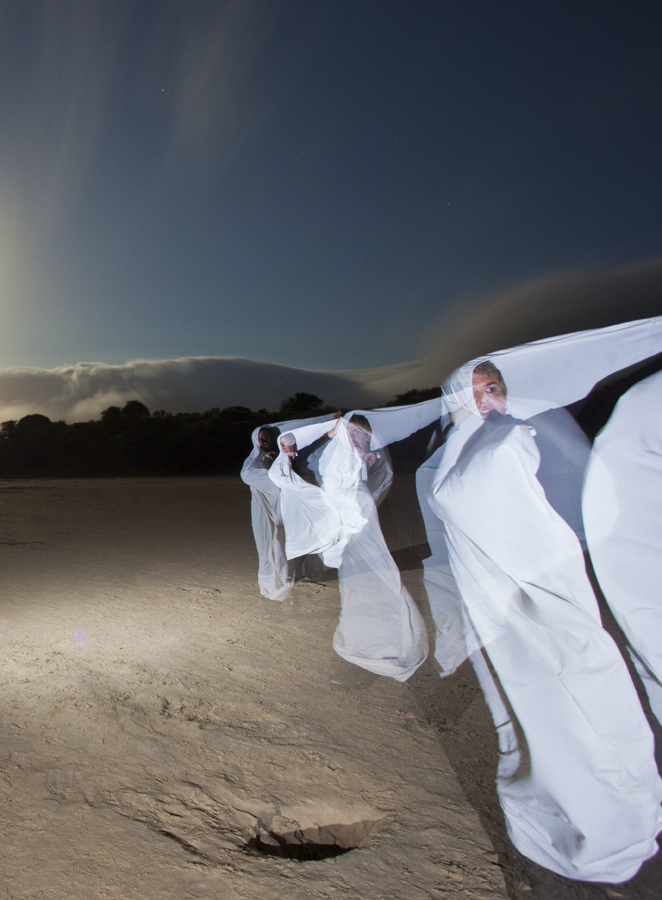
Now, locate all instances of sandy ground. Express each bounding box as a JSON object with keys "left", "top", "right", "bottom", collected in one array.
[{"left": 0, "top": 478, "right": 658, "bottom": 900}]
